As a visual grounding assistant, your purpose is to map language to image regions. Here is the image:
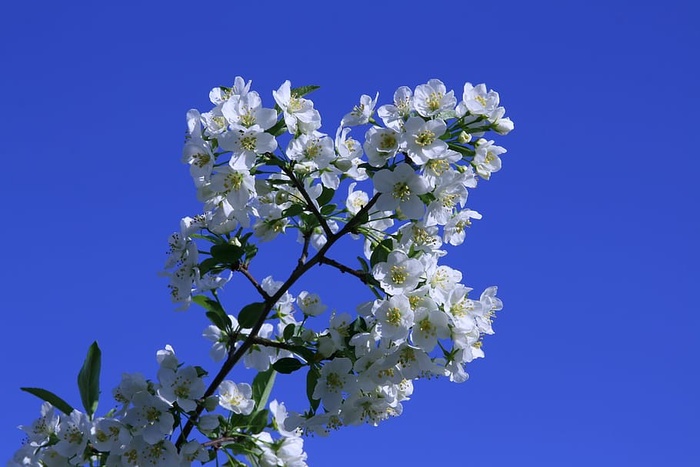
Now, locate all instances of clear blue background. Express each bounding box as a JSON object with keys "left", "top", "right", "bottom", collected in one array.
[{"left": 1, "top": 1, "right": 698, "bottom": 465}]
